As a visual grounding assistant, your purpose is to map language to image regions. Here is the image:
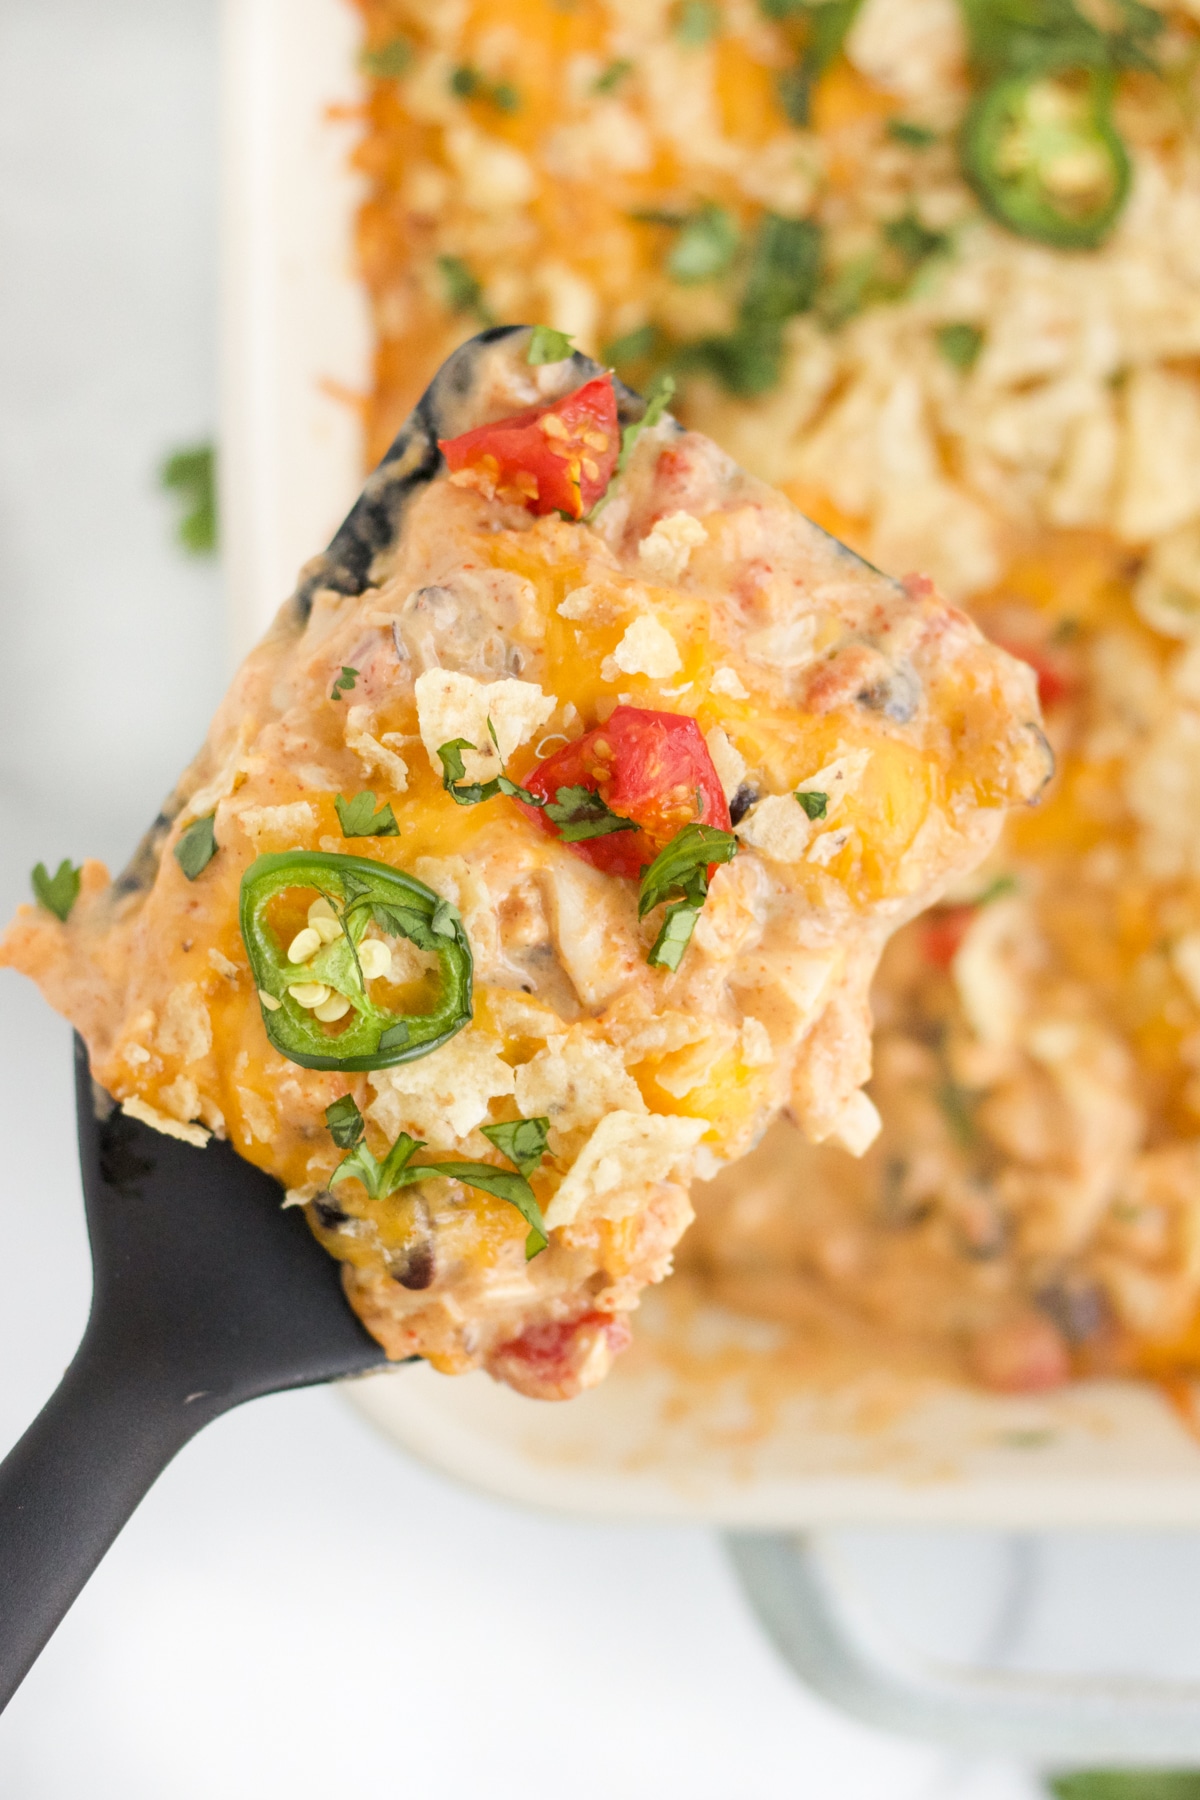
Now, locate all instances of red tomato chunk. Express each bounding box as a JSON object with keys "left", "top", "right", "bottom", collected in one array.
[
  {"left": 437, "top": 375, "right": 619, "bottom": 519},
  {"left": 519, "top": 705, "right": 732, "bottom": 880}
]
